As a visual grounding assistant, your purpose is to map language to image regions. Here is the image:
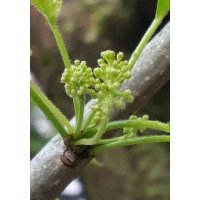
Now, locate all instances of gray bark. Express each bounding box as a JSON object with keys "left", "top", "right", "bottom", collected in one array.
[{"left": 30, "top": 22, "right": 170, "bottom": 200}]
